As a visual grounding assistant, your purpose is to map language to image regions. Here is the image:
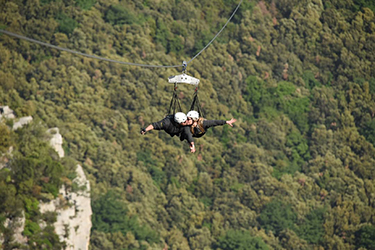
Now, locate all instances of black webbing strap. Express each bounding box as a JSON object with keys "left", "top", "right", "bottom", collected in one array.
[
  {"left": 168, "top": 83, "right": 182, "bottom": 115},
  {"left": 190, "top": 87, "right": 204, "bottom": 117}
]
